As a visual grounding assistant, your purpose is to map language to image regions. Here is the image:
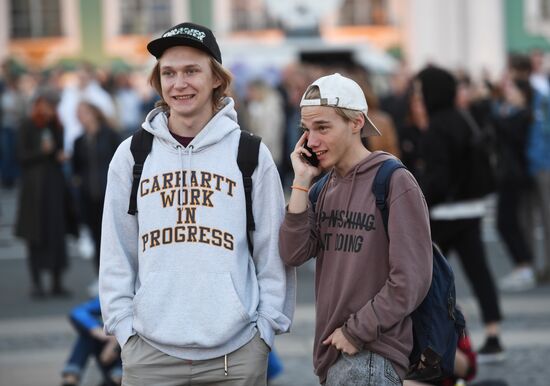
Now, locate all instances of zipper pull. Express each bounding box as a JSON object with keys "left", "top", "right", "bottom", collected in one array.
[{"left": 448, "top": 297, "right": 456, "bottom": 321}]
